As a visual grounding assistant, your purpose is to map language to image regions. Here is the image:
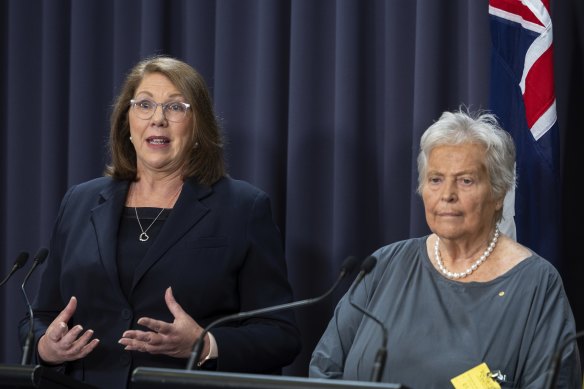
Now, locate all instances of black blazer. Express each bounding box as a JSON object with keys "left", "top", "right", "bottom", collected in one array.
[{"left": 19, "top": 176, "right": 301, "bottom": 388}]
